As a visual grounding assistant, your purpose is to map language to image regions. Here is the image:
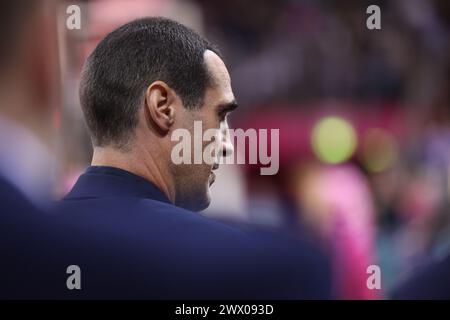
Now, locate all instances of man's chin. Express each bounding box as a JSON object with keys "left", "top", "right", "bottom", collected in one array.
[
  {"left": 193, "top": 192, "right": 211, "bottom": 212},
  {"left": 177, "top": 189, "right": 211, "bottom": 212}
]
